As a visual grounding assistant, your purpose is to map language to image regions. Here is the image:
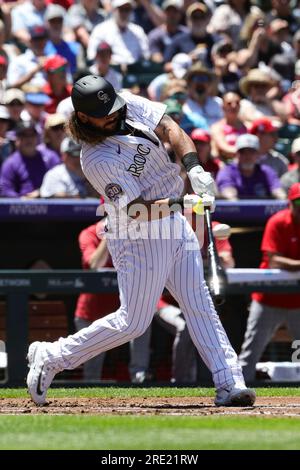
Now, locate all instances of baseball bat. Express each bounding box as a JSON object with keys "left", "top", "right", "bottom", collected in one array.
[{"left": 204, "top": 207, "right": 228, "bottom": 306}]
